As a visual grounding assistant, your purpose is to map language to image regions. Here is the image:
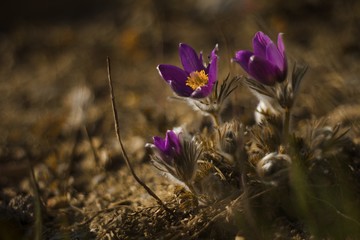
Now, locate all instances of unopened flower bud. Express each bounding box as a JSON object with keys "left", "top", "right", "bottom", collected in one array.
[
  {"left": 256, "top": 152, "right": 291, "bottom": 185},
  {"left": 219, "top": 120, "right": 244, "bottom": 154}
]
